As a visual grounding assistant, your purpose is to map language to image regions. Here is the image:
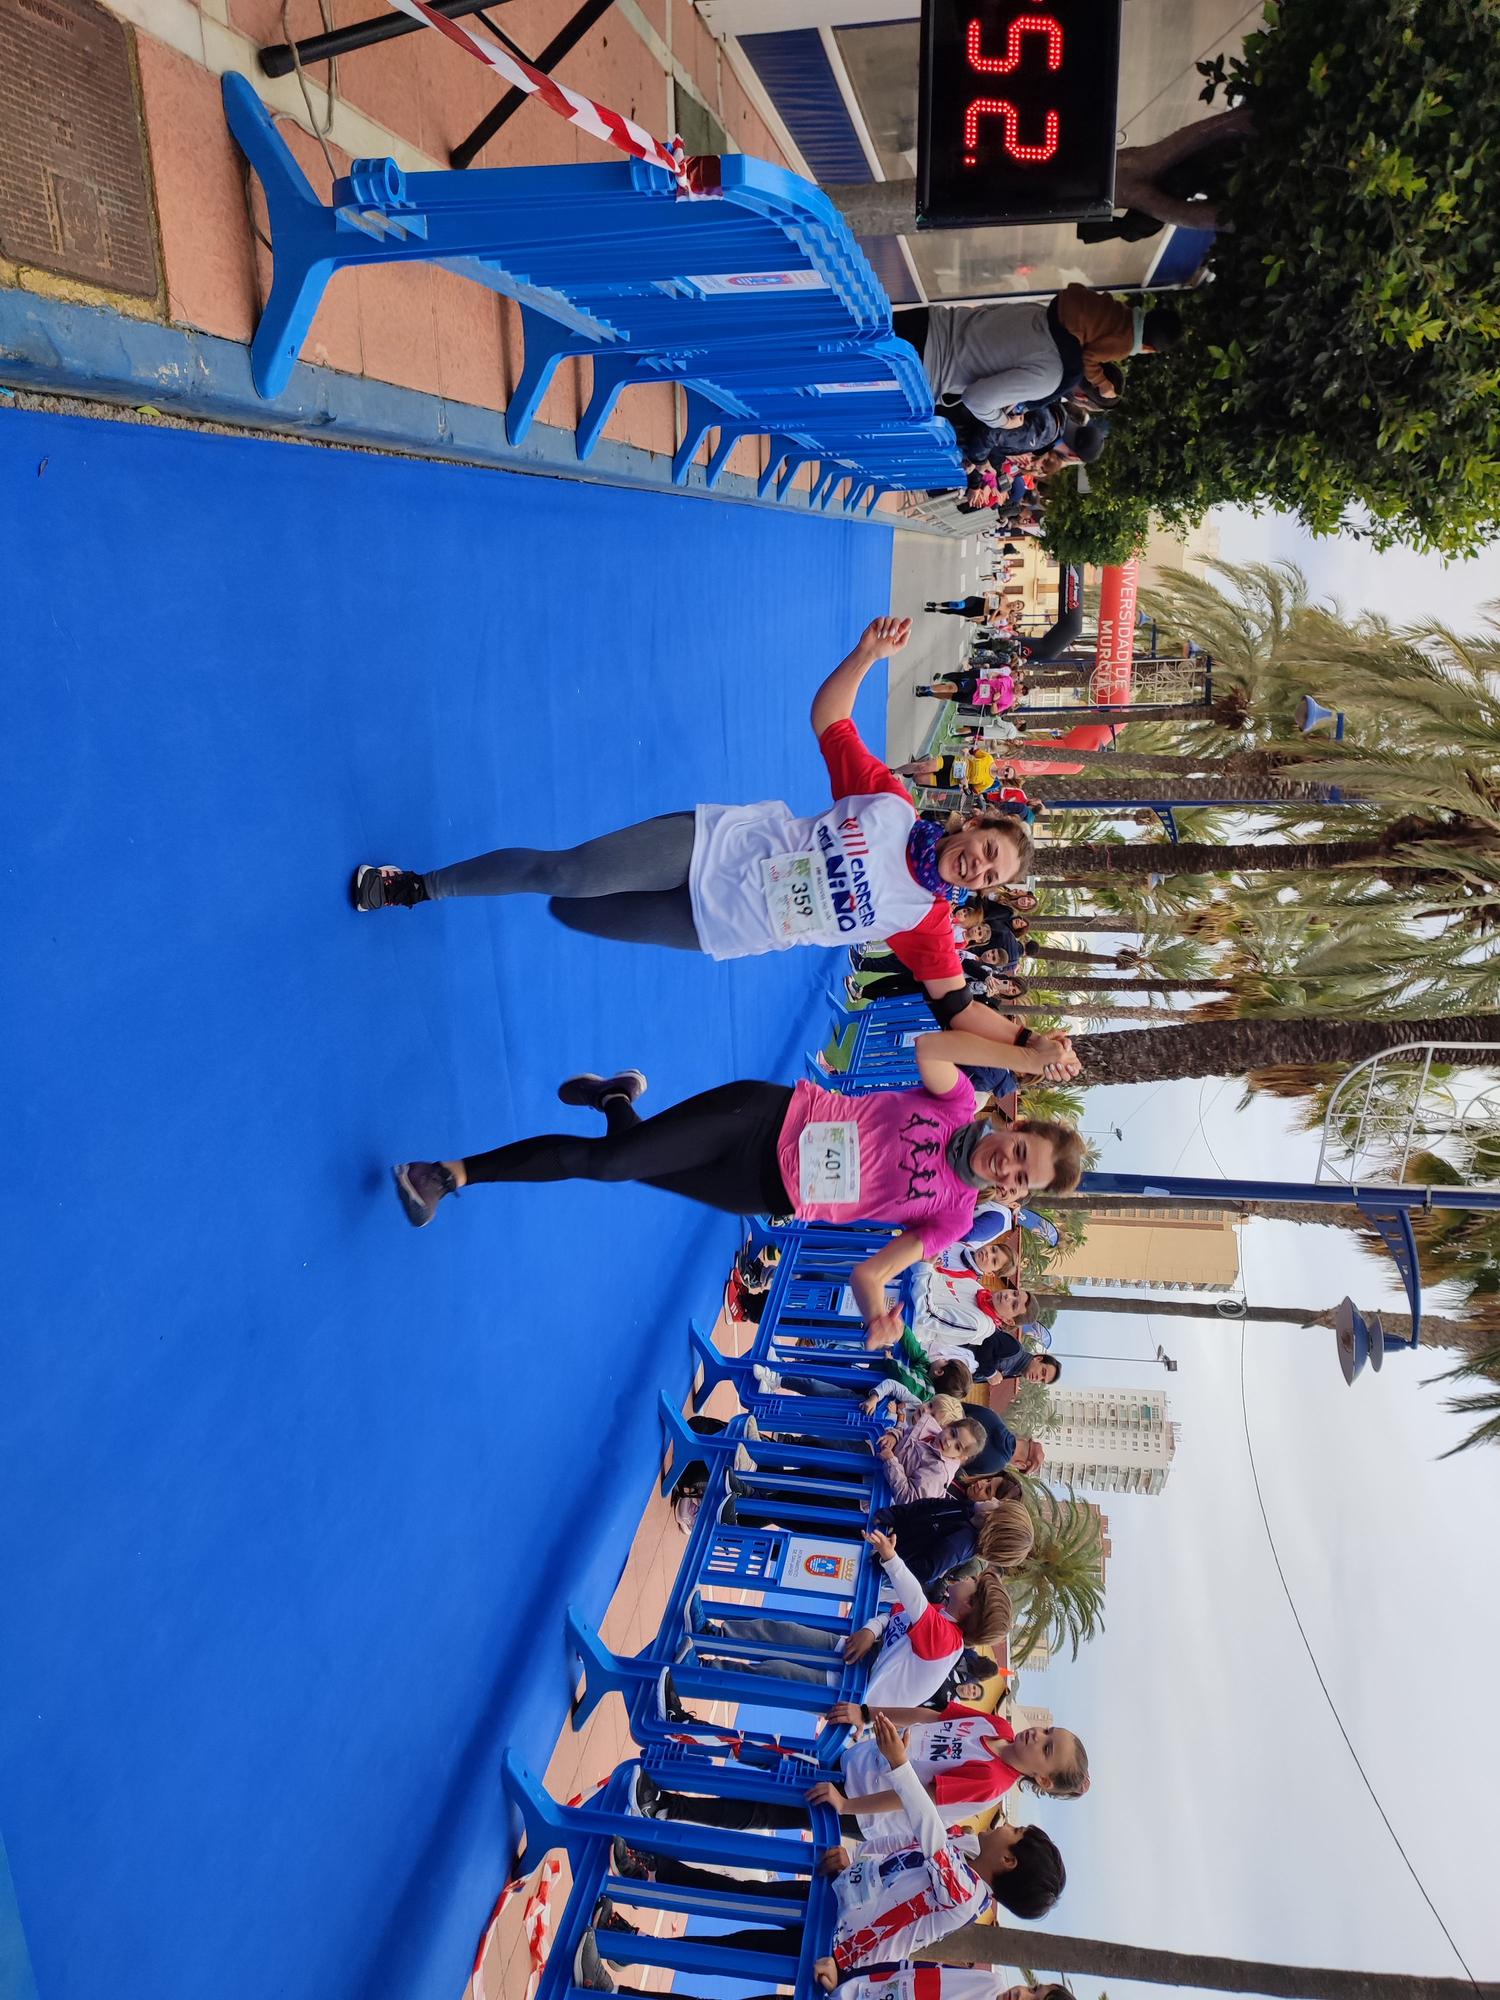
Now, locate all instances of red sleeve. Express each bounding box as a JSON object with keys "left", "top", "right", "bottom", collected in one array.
[
  {"left": 887, "top": 901, "right": 962, "bottom": 983},
  {"left": 937, "top": 1702, "right": 988, "bottom": 1721},
  {"left": 932, "top": 1759, "right": 1017, "bottom": 1807},
  {"left": 818, "top": 719, "right": 909, "bottom": 805},
  {"left": 906, "top": 1604, "right": 963, "bottom": 1662}
]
